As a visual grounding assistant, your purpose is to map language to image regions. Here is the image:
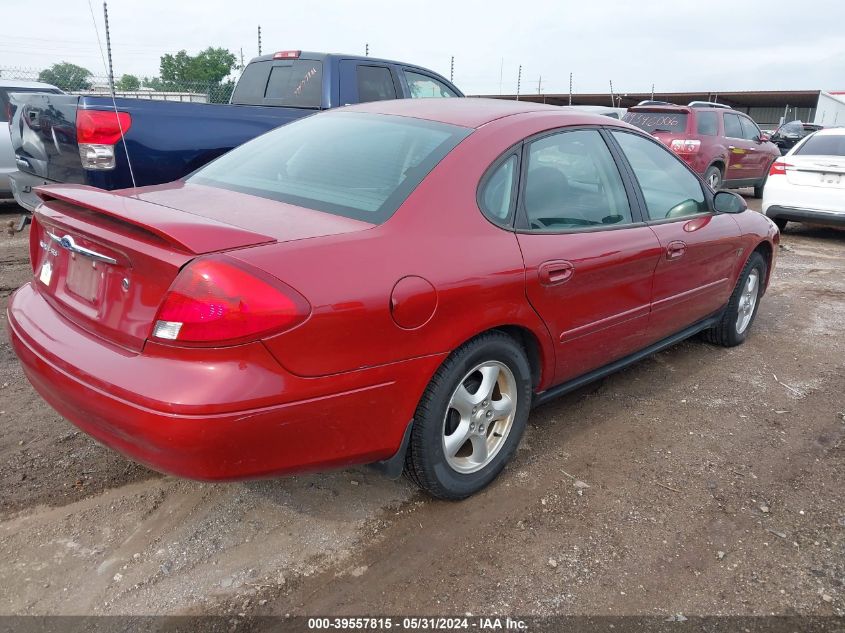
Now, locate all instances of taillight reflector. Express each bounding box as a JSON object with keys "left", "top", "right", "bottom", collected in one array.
[
  {"left": 153, "top": 257, "right": 310, "bottom": 345},
  {"left": 273, "top": 50, "right": 301, "bottom": 59},
  {"left": 76, "top": 109, "right": 132, "bottom": 145},
  {"left": 669, "top": 139, "right": 701, "bottom": 154},
  {"left": 769, "top": 160, "right": 790, "bottom": 176}
]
